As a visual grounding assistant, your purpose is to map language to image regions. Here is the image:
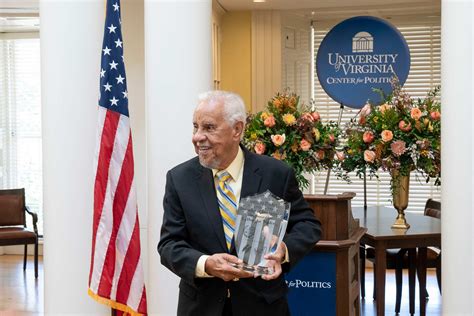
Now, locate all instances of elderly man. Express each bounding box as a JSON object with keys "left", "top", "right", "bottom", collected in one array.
[{"left": 158, "top": 91, "right": 321, "bottom": 316}]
